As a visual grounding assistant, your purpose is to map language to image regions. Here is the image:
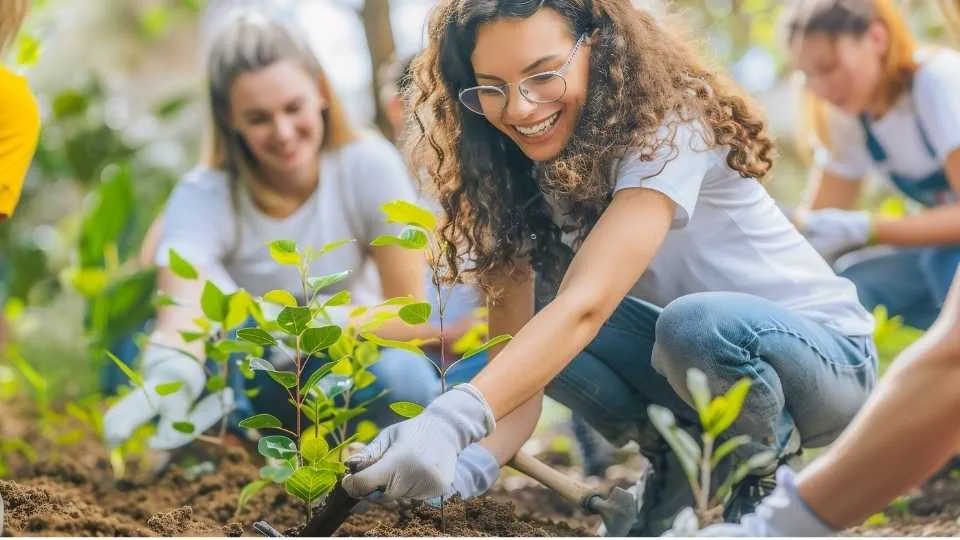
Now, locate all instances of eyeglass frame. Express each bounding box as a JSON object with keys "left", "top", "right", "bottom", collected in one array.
[{"left": 458, "top": 32, "right": 589, "bottom": 117}]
